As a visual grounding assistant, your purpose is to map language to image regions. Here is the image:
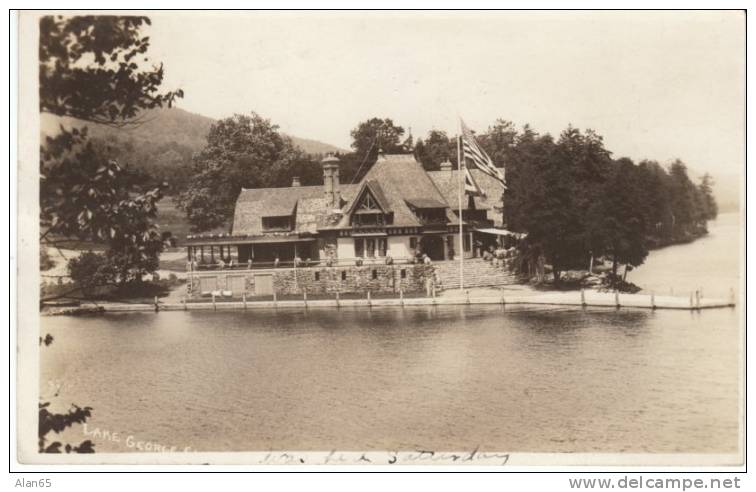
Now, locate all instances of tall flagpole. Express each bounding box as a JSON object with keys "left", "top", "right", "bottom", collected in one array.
[{"left": 457, "top": 126, "right": 464, "bottom": 291}]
